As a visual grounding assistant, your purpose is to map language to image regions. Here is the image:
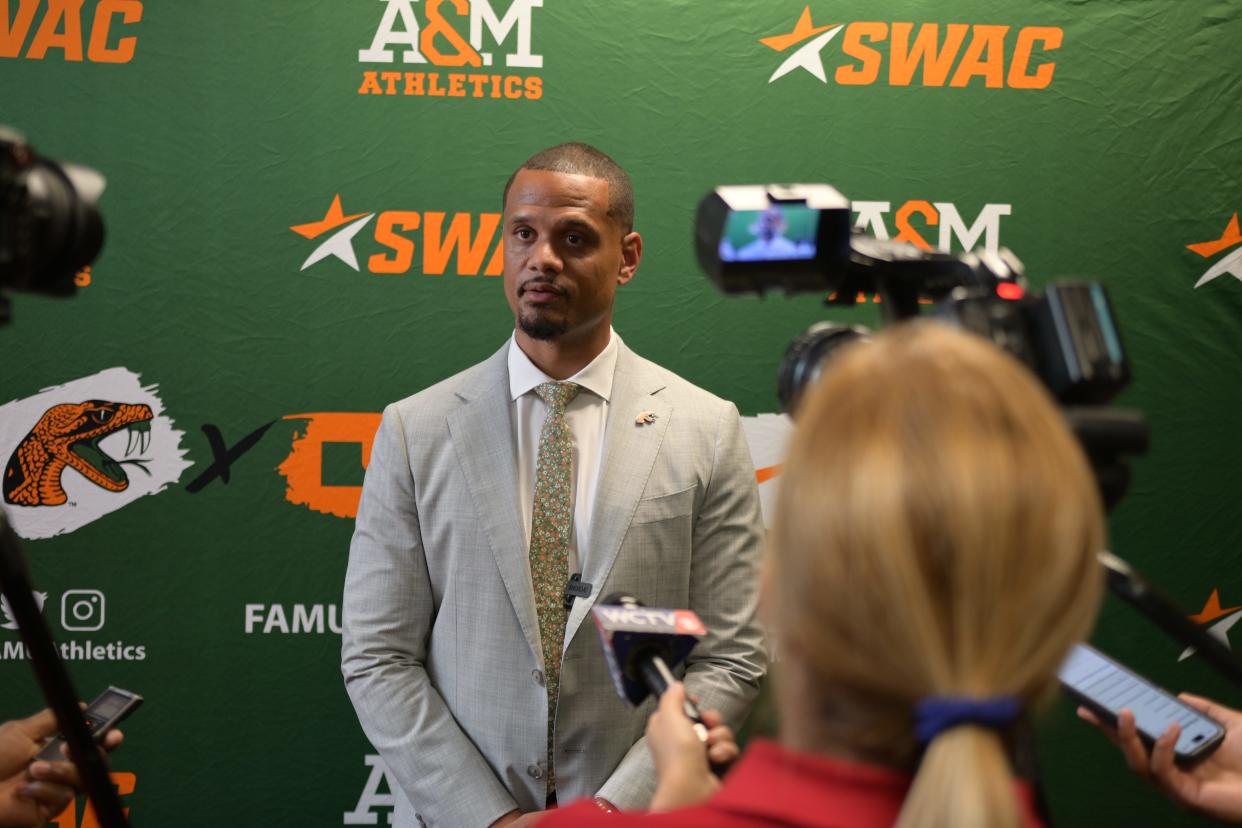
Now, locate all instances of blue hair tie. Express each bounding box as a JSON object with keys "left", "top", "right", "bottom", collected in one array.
[{"left": 914, "top": 696, "right": 1021, "bottom": 745}]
